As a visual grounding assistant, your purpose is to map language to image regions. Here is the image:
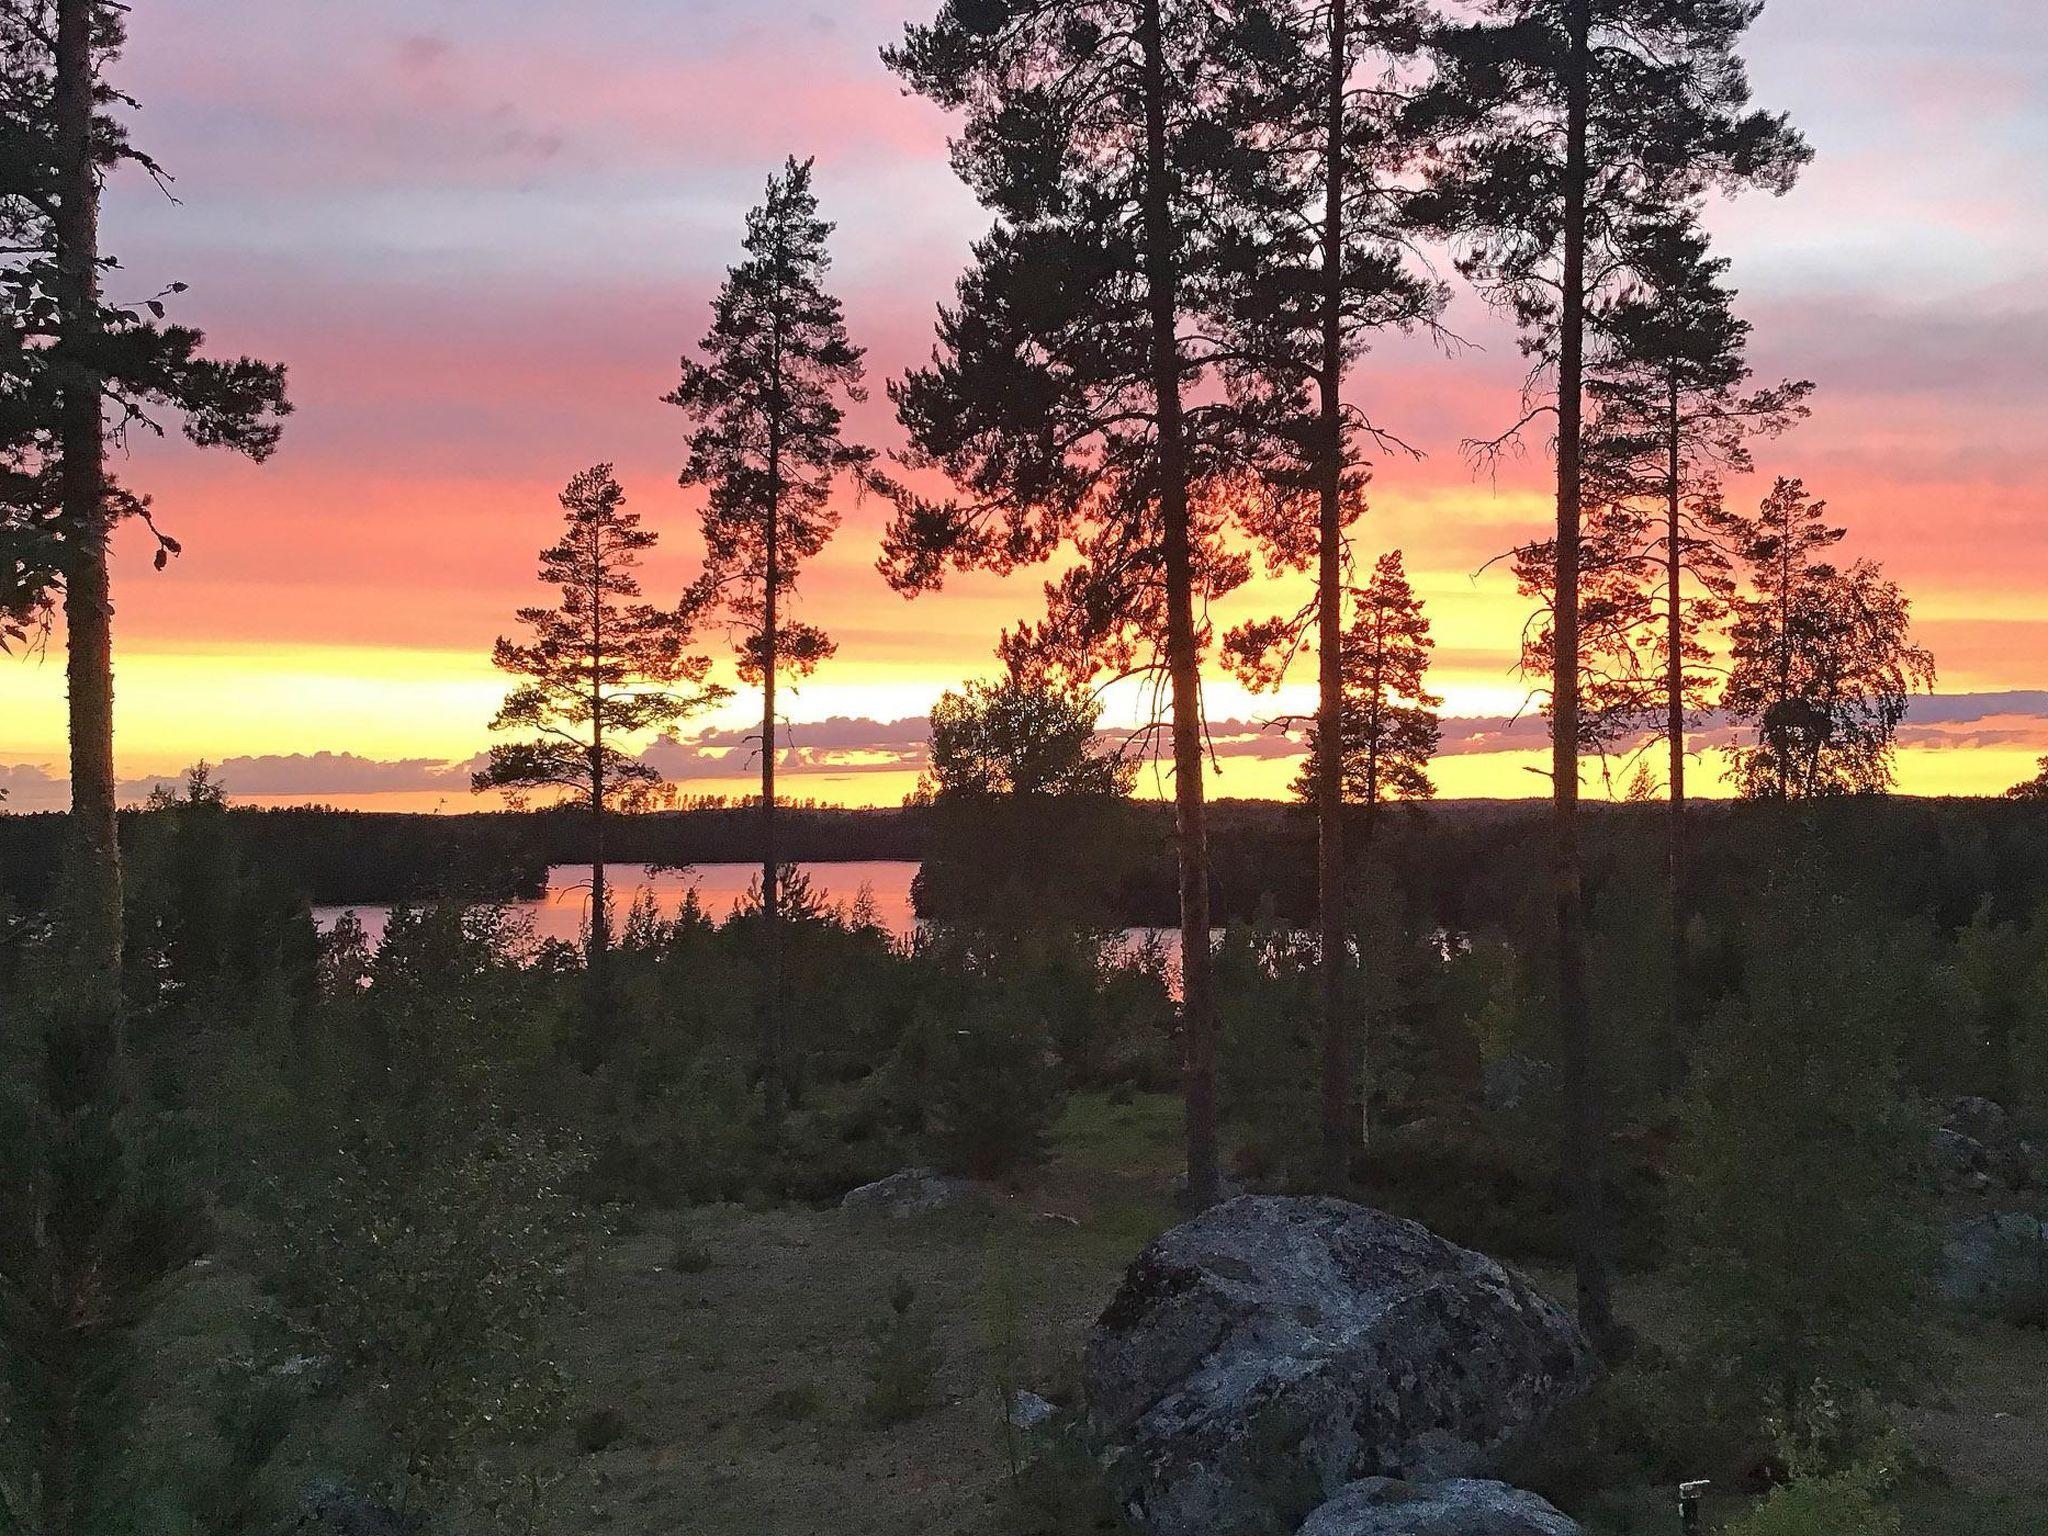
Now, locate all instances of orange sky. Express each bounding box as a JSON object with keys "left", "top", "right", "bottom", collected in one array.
[{"left": 2, "top": 1, "right": 2045, "bottom": 812}]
